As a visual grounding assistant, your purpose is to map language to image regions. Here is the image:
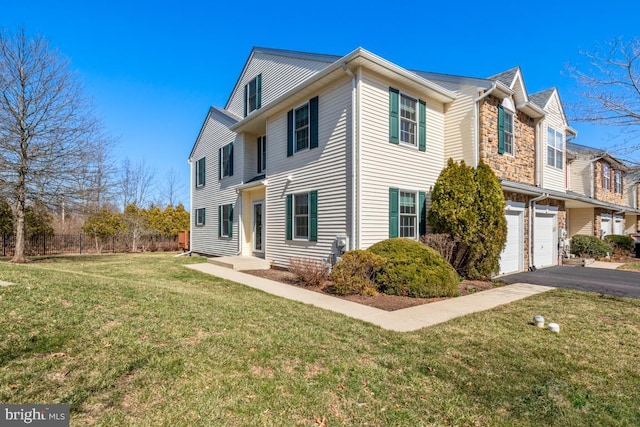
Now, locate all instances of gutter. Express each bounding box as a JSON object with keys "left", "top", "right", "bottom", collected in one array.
[{"left": 529, "top": 193, "right": 549, "bottom": 270}]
